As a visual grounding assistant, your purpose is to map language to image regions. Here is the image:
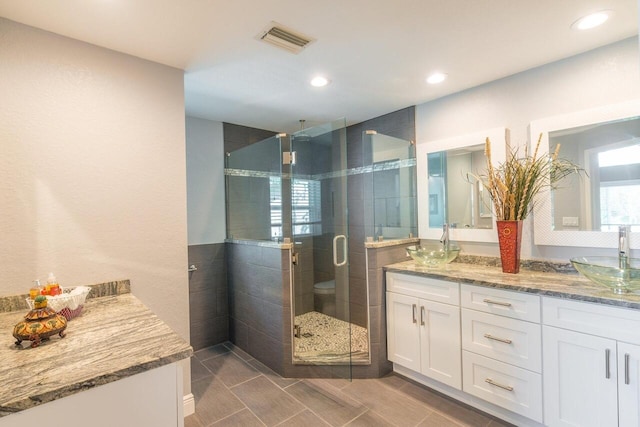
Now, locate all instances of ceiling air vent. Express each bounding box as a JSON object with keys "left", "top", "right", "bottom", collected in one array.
[{"left": 257, "top": 22, "right": 315, "bottom": 54}]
